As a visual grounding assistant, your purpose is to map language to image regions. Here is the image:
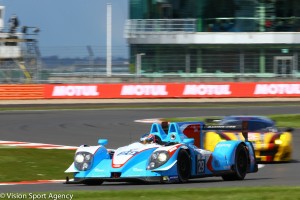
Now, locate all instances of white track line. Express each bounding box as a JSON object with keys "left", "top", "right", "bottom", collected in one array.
[
  {"left": 0, "top": 140, "right": 77, "bottom": 150},
  {"left": 0, "top": 180, "right": 66, "bottom": 186}
]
